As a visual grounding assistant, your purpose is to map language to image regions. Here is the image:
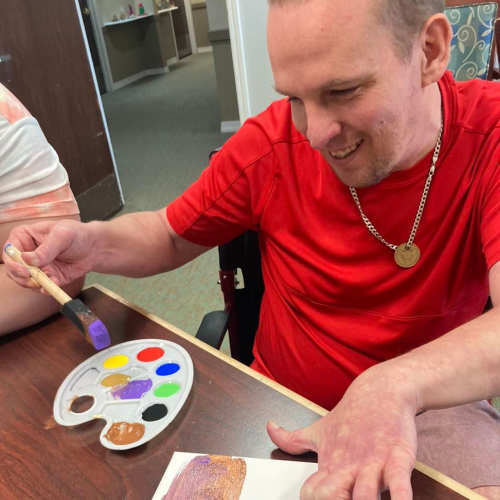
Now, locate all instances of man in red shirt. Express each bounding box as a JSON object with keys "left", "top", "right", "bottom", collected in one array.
[{"left": 4, "top": 0, "right": 500, "bottom": 498}]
